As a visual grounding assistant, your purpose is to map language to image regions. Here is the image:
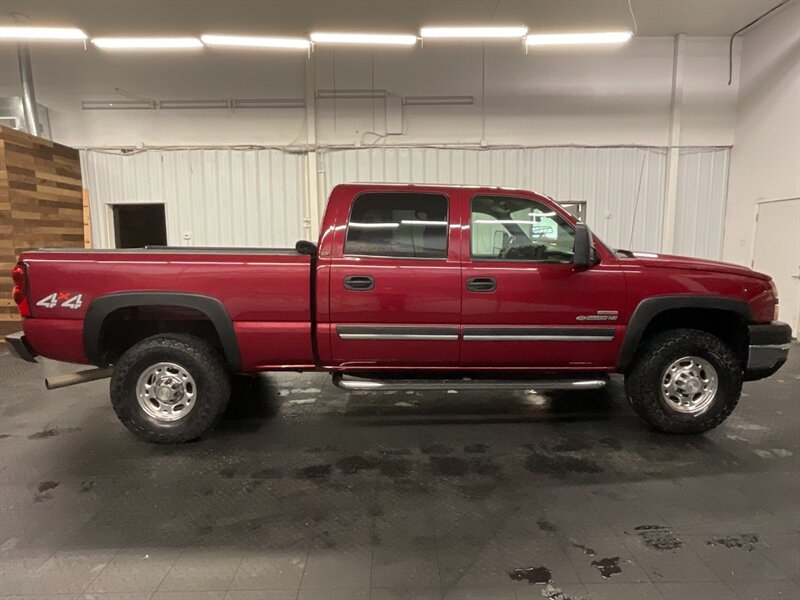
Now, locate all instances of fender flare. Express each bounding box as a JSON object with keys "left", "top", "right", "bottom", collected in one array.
[
  {"left": 617, "top": 295, "right": 753, "bottom": 371},
  {"left": 84, "top": 292, "right": 241, "bottom": 371}
]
